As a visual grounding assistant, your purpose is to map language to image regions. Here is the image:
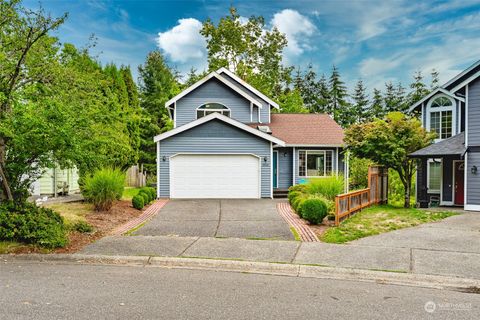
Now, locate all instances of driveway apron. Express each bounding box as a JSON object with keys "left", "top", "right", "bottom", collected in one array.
[{"left": 132, "top": 199, "right": 293, "bottom": 240}]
